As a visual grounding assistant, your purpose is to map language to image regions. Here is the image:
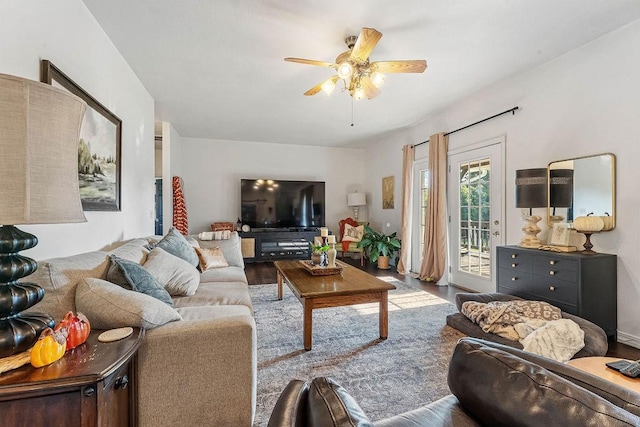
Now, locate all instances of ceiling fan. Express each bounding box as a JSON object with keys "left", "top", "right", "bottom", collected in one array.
[{"left": 285, "top": 27, "right": 427, "bottom": 100}]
